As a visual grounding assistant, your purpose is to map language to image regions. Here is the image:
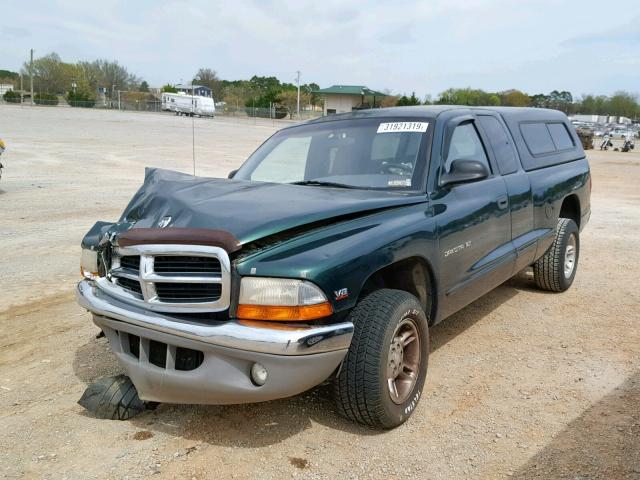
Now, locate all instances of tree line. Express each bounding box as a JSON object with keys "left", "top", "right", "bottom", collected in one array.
[
  {"left": 1, "top": 53, "right": 147, "bottom": 106},
  {"left": 1, "top": 52, "right": 639, "bottom": 118},
  {"left": 389, "top": 88, "right": 640, "bottom": 119}
]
